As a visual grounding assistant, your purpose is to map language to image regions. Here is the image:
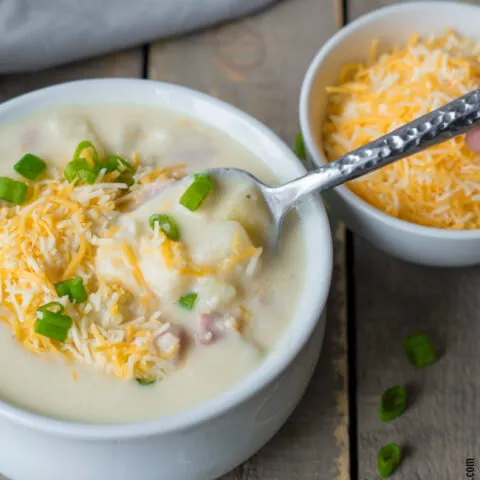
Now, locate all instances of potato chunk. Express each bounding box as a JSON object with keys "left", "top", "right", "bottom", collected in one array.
[
  {"left": 190, "top": 221, "right": 262, "bottom": 284},
  {"left": 48, "top": 114, "right": 105, "bottom": 158},
  {"left": 216, "top": 182, "right": 271, "bottom": 245}
]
